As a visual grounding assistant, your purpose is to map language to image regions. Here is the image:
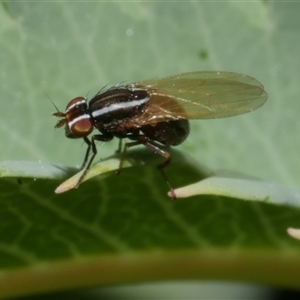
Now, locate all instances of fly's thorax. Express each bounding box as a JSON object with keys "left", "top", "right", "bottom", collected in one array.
[
  {"left": 89, "top": 87, "right": 149, "bottom": 124},
  {"left": 64, "top": 97, "right": 93, "bottom": 138}
]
